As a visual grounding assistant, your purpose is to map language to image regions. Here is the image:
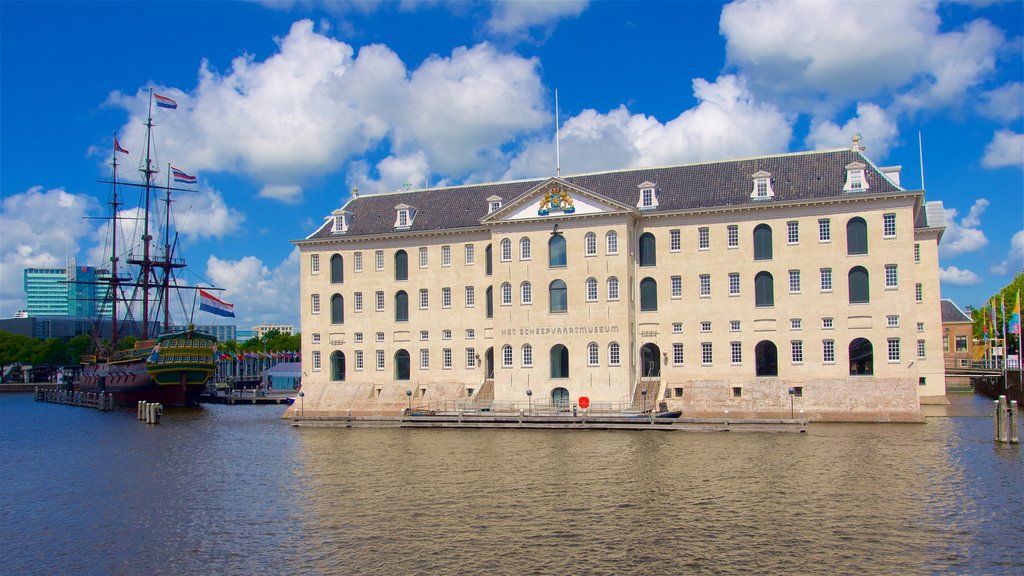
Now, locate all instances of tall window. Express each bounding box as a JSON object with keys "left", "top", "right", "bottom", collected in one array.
[
  {"left": 501, "top": 282, "right": 512, "bottom": 305},
  {"left": 500, "top": 239, "right": 512, "bottom": 262},
  {"left": 419, "top": 289, "right": 428, "bottom": 309},
  {"left": 640, "top": 278, "right": 658, "bottom": 311},
  {"left": 354, "top": 251, "right": 363, "bottom": 272},
  {"left": 821, "top": 268, "right": 833, "bottom": 292},
  {"left": 375, "top": 250, "right": 384, "bottom": 271},
  {"left": 549, "top": 235, "right": 567, "bottom": 267},
  {"left": 443, "top": 348, "right": 452, "bottom": 369},
  {"left": 311, "top": 253, "right": 320, "bottom": 275},
  {"left": 549, "top": 280, "right": 567, "bottom": 312},
  {"left": 753, "top": 224, "right": 772, "bottom": 260},
  {"left": 520, "top": 237, "right": 531, "bottom": 260},
  {"left": 586, "top": 278, "right": 598, "bottom": 302},
  {"left": 697, "top": 227, "right": 709, "bottom": 250},
  {"left": 755, "top": 272, "right": 774, "bottom": 307},
  {"left": 355, "top": 350, "right": 363, "bottom": 370},
  {"left": 522, "top": 344, "right": 533, "bottom": 367},
  {"left": 485, "top": 287, "right": 493, "bottom": 319},
  {"left": 787, "top": 221, "right": 799, "bottom": 244},
  {"left": 847, "top": 217, "right": 868, "bottom": 255},
  {"left": 885, "top": 264, "right": 898, "bottom": 288},
  {"left": 441, "top": 245, "right": 451, "bottom": 267},
  {"left": 729, "top": 272, "right": 740, "bottom": 295},
  {"left": 330, "top": 254, "right": 343, "bottom": 283},
  {"left": 608, "top": 342, "right": 621, "bottom": 366},
  {"left": 376, "top": 350, "right": 385, "bottom": 371},
  {"left": 887, "top": 337, "right": 901, "bottom": 362},
  {"left": 312, "top": 350, "right": 322, "bottom": 371},
  {"left": 587, "top": 342, "right": 599, "bottom": 366},
  {"left": 485, "top": 244, "right": 492, "bottom": 275},
  {"left": 585, "top": 232, "right": 597, "bottom": 256},
  {"left": 789, "top": 270, "right": 801, "bottom": 293},
  {"left": 502, "top": 344, "right": 513, "bottom": 368},
  {"left": 883, "top": 213, "right": 897, "bottom": 238},
  {"left": 465, "top": 286, "right": 475, "bottom": 307},
  {"left": 823, "top": 340, "right": 835, "bottom": 363},
  {"left": 639, "top": 232, "right": 656, "bottom": 267},
  {"left": 673, "top": 343, "right": 684, "bottom": 365},
  {"left": 465, "top": 244, "right": 475, "bottom": 266},
  {"left": 521, "top": 281, "right": 532, "bottom": 305},
  {"left": 699, "top": 274, "right": 711, "bottom": 297},
  {"left": 421, "top": 349, "right": 430, "bottom": 370},
  {"left": 727, "top": 225, "right": 739, "bottom": 248},
  {"left": 442, "top": 287, "right": 452, "bottom": 309},
  {"left": 731, "top": 341, "right": 742, "bottom": 364},
  {"left": 819, "top": 218, "right": 831, "bottom": 242},
  {"left": 671, "top": 276, "right": 682, "bottom": 298},
  {"left": 376, "top": 291, "right": 385, "bottom": 312},
  {"left": 791, "top": 340, "right": 804, "bottom": 364},
  {"left": 331, "top": 294, "right": 344, "bottom": 324},
  {"left": 394, "top": 250, "right": 408, "bottom": 281},
  {"left": 354, "top": 292, "right": 363, "bottom": 312},
  {"left": 419, "top": 247, "right": 428, "bottom": 268},
  {"left": 395, "top": 291, "right": 408, "bottom": 322},
  {"left": 914, "top": 243, "right": 921, "bottom": 263},
  {"left": 670, "top": 229, "right": 681, "bottom": 251},
  {"left": 701, "top": 342, "right": 713, "bottom": 365},
  {"left": 606, "top": 231, "right": 618, "bottom": 254},
  {"left": 916, "top": 283, "right": 923, "bottom": 302},
  {"left": 608, "top": 277, "right": 619, "bottom": 300},
  {"left": 311, "top": 294, "right": 320, "bottom": 315},
  {"left": 848, "top": 266, "right": 870, "bottom": 303},
  {"left": 550, "top": 345, "right": 569, "bottom": 379}
]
